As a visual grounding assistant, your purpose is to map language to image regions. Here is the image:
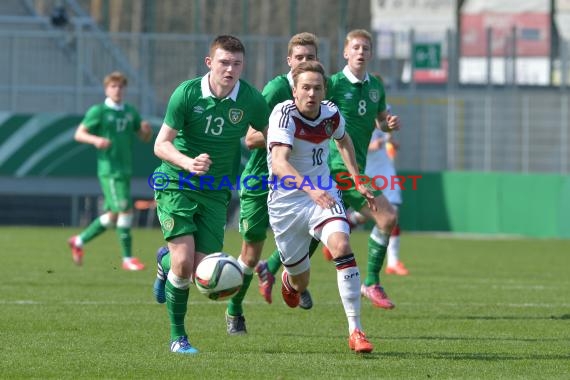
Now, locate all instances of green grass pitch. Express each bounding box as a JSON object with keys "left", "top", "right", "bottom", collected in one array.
[{"left": 1, "top": 227, "right": 569, "bottom": 379}]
